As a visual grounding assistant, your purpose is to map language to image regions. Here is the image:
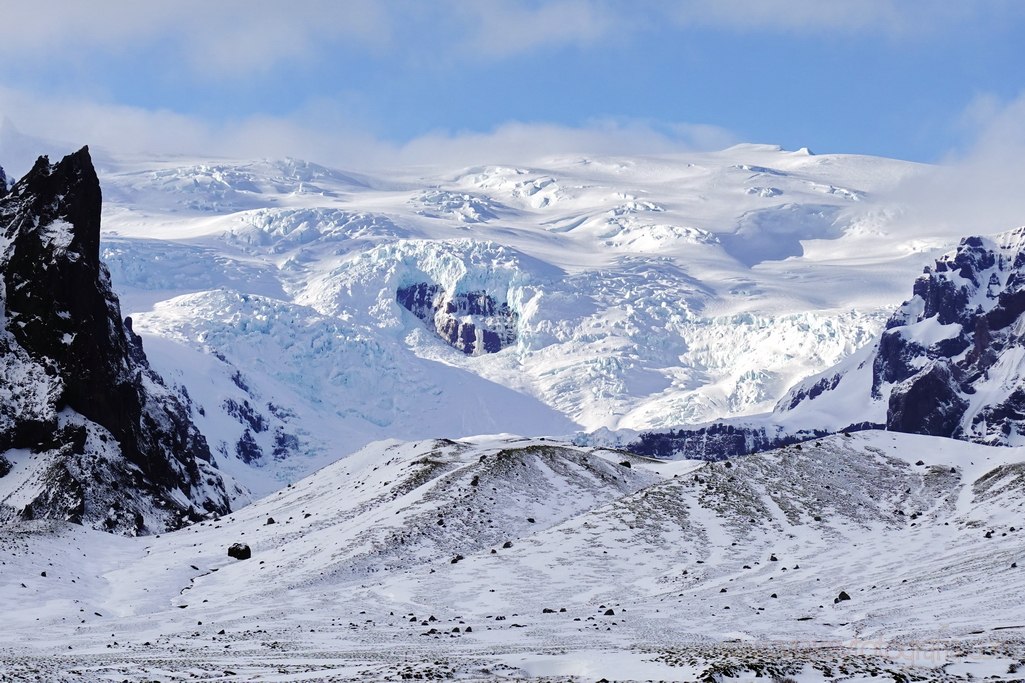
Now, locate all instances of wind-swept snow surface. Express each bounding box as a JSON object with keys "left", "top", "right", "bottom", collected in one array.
[
  {"left": 85, "top": 145, "right": 976, "bottom": 487},
  {"left": 1, "top": 432, "right": 1023, "bottom": 680}
]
